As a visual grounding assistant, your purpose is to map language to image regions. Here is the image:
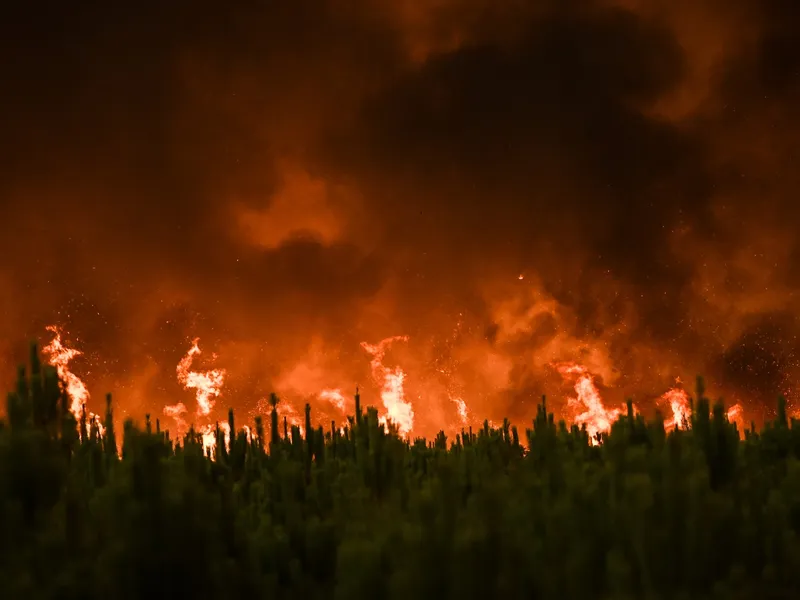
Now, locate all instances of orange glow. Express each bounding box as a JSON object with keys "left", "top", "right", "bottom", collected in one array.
[
  {"left": 42, "top": 325, "right": 103, "bottom": 432},
  {"left": 163, "top": 403, "right": 189, "bottom": 432},
  {"left": 32, "top": 313, "right": 768, "bottom": 445},
  {"left": 175, "top": 338, "right": 226, "bottom": 418},
  {"left": 234, "top": 161, "right": 355, "bottom": 250},
  {"left": 320, "top": 388, "right": 346, "bottom": 412},
  {"left": 201, "top": 422, "right": 228, "bottom": 454},
  {"left": 361, "top": 336, "right": 414, "bottom": 435},
  {"left": 451, "top": 396, "right": 469, "bottom": 425},
  {"left": 661, "top": 385, "right": 691, "bottom": 430},
  {"left": 726, "top": 403, "right": 746, "bottom": 432},
  {"left": 197, "top": 422, "right": 253, "bottom": 457},
  {"left": 279, "top": 401, "right": 306, "bottom": 435},
  {"left": 554, "top": 362, "right": 622, "bottom": 443},
  {"left": 0, "top": 0, "right": 797, "bottom": 456},
  {"left": 42, "top": 325, "right": 89, "bottom": 418}
]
